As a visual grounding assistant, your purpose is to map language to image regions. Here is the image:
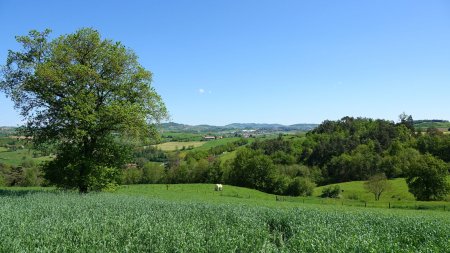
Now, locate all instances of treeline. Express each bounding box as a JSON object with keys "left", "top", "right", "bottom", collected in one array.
[
  {"left": 130, "top": 116, "right": 449, "bottom": 200},
  {"left": 3, "top": 116, "right": 448, "bottom": 200},
  {"left": 121, "top": 138, "right": 250, "bottom": 185}
]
